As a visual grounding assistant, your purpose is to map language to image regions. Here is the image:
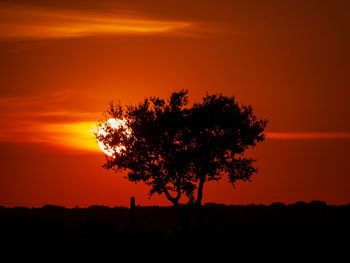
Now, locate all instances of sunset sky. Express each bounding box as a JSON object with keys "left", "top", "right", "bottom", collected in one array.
[{"left": 1, "top": 0, "right": 349, "bottom": 207}]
